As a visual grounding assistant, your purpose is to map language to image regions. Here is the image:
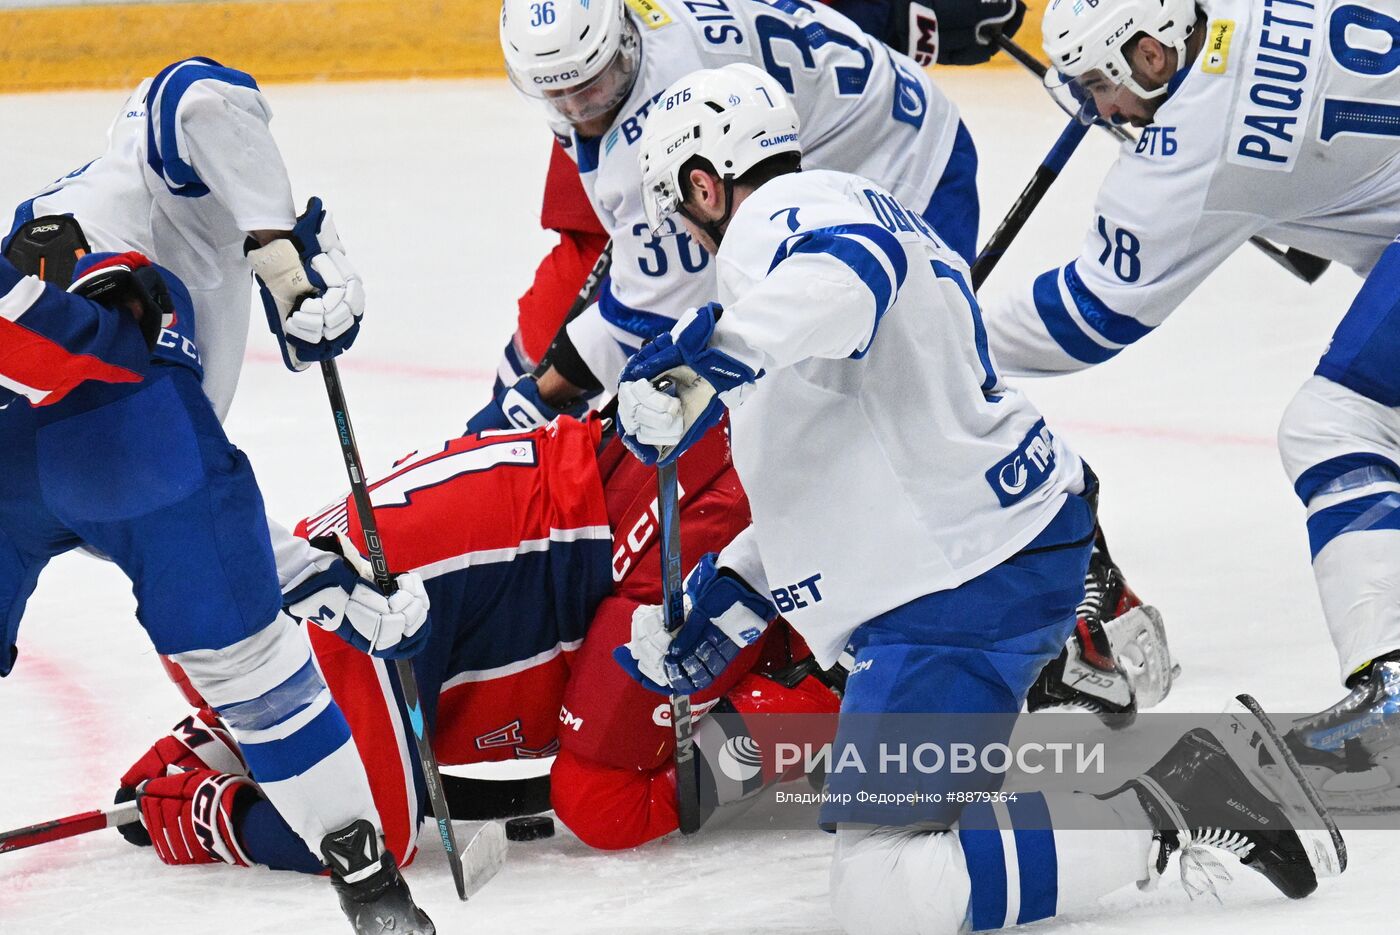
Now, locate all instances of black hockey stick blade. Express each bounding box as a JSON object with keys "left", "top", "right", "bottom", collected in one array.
[
  {"left": 1282, "top": 247, "right": 1332, "bottom": 284},
  {"left": 1233, "top": 693, "right": 1348, "bottom": 875}
]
